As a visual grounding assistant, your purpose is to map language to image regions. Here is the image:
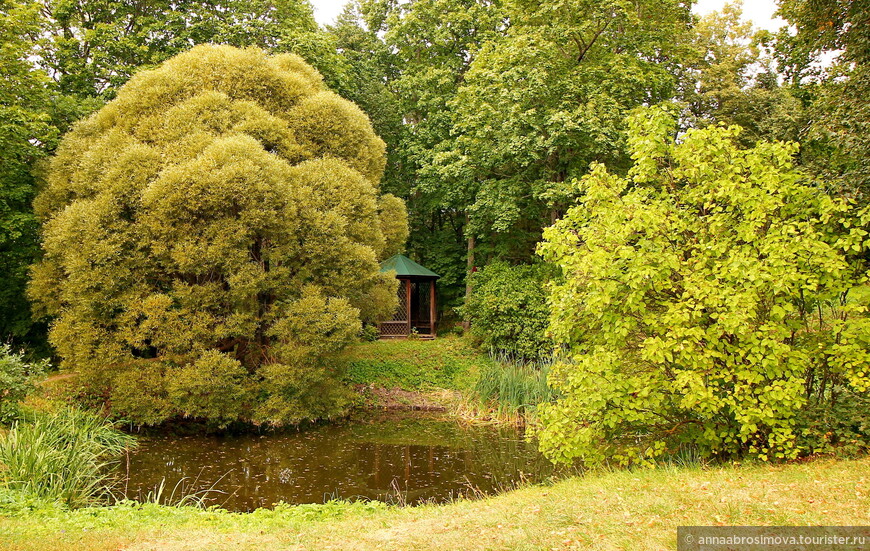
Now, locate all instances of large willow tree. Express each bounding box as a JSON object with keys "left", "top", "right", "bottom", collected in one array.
[{"left": 30, "top": 45, "right": 408, "bottom": 426}]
